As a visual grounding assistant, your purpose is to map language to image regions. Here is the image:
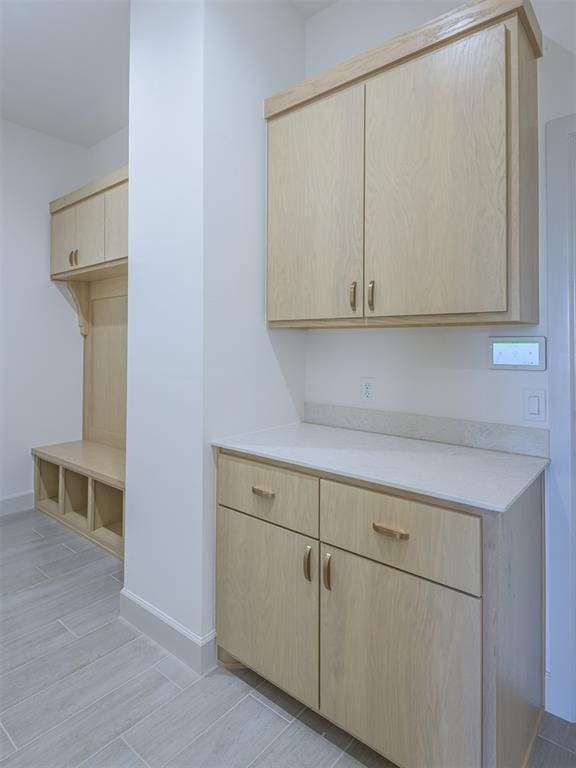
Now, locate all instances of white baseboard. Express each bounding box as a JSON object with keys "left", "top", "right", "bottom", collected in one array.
[
  {"left": 0, "top": 491, "right": 34, "bottom": 517},
  {"left": 120, "top": 588, "right": 216, "bottom": 676}
]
